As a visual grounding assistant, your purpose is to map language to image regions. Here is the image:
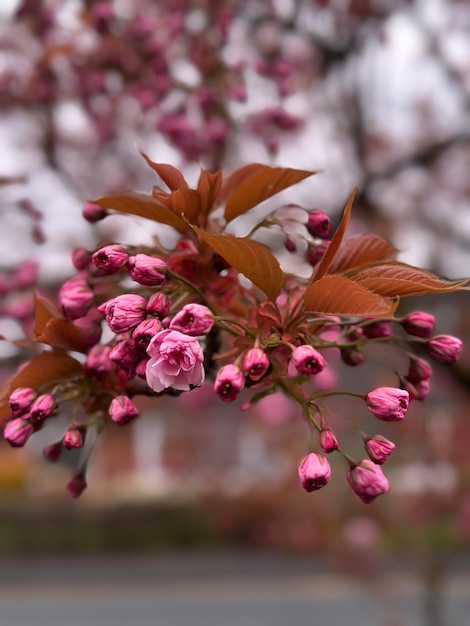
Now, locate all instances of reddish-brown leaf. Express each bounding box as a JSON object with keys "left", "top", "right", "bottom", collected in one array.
[
  {"left": 34, "top": 292, "right": 63, "bottom": 336},
  {"left": 161, "top": 188, "right": 202, "bottom": 223},
  {"left": 191, "top": 227, "right": 284, "bottom": 300},
  {"left": 0, "top": 351, "right": 83, "bottom": 420},
  {"left": 223, "top": 166, "right": 315, "bottom": 223},
  {"left": 304, "top": 275, "right": 399, "bottom": 316},
  {"left": 309, "top": 188, "right": 357, "bottom": 284},
  {"left": 197, "top": 168, "right": 222, "bottom": 217},
  {"left": 139, "top": 151, "right": 188, "bottom": 190},
  {"left": 91, "top": 191, "right": 187, "bottom": 233},
  {"left": 328, "top": 235, "right": 399, "bottom": 275},
  {"left": 344, "top": 262, "right": 470, "bottom": 297},
  {"left": 216, "top": 164, "right": 266, "bottom": 207}
]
